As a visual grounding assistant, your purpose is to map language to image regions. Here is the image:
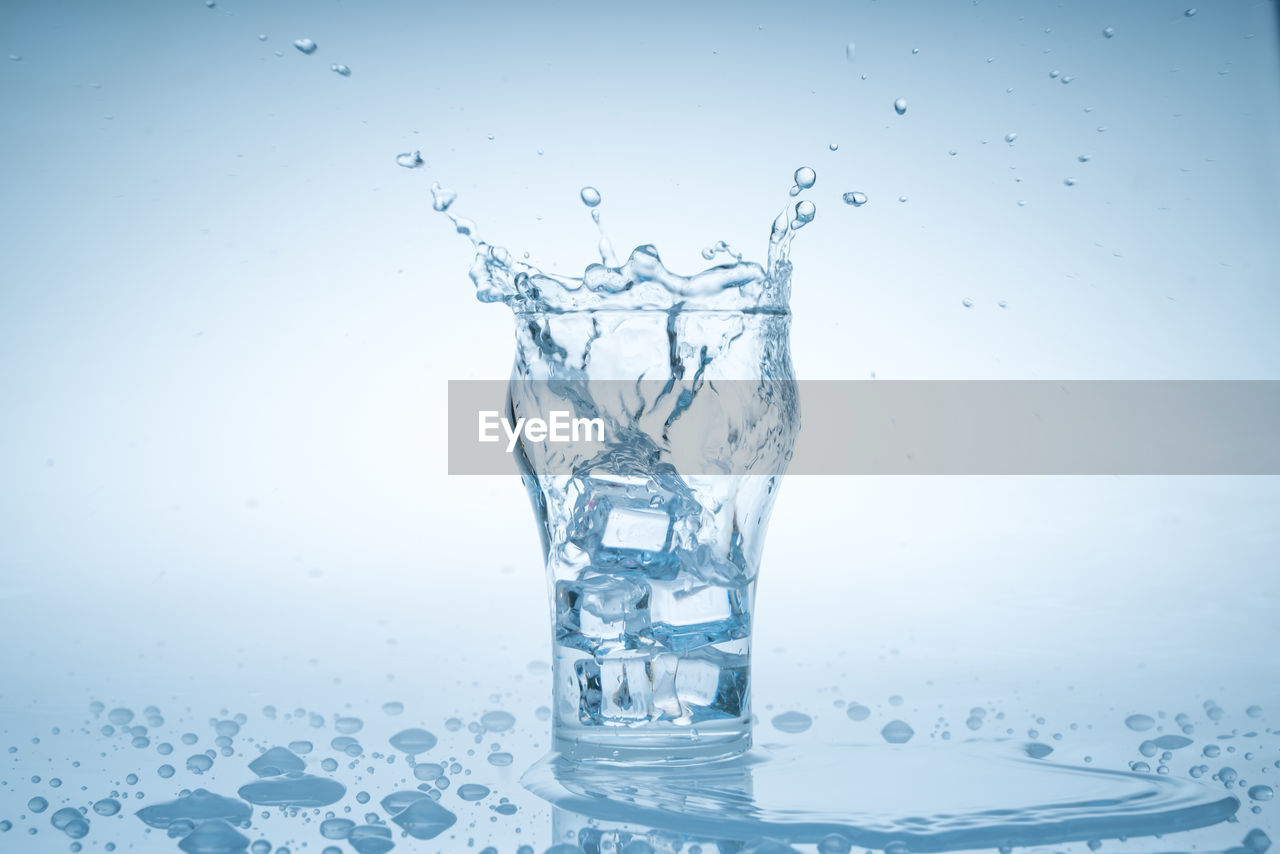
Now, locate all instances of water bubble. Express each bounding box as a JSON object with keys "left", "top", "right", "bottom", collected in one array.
[
  {"left": 50, "top": 807, "right": 83, "bottom": 831},
  {"left": 330, "top": 64, "right": 351, "bottom": 76},
  {"left": 158, "top": 763, "right": 175, "bottom": 778},
  {"left": 487, "top": 751, "right": 514, "bottom": 767},
  {"left": 1103, "top": 27, "right": 1115, "bottom": 38},
  {"left": 181, "top": 732, "right": 198, "bottom": 745},
  {"left": 1125, "top": 714, "right": 1156, "bottom": 732},
  {"left": 1249, "top": 785, "right": 1274, "bottom": 801},
  {"left": 321, "top": 757, "right": 338, "bottom": 772},
  {"left": 772, "top": 711, "right": 813, "bottom": 733},
  {"left": 847, "top": 703, "right": 871, "bottom": 721},
  {"left": 175, "top": 819, "right": 249, "bottom": 853},
  {"left": 845, "top": 43, "right": 856, "bottom": 61},
  {"left": 186, "top": 754, "right": 213, "bottom": 774},
  {"left": 1246, "top": 705, "right": 1263, "bottom": 718},
  {"left": 793, "top": 167, "right": 816, "bottom": 190},
  {"left": 881, "top": 720, "right": 915, "bottom": 744},
  {"left": 893, "top": 98, "right": 908, "bottom": 115},
  {"left": 294, "top": 38, "right": 317, "bottom": 55},
  {"left": 108, "top": 708, "right": 134, "bottom": 725},
  {"left": 28, "top": 796, "right": 48, "bottom": 813},
  {"left": 382, "top": 702, "right": 404, "bottom": 715},
  {"left": 0, "top": 820, "right": 10, "bottom": 831},
  {"left": 1185, "top": 8, "right": 1197, "bottom": 17},
  {"left": 1005, "top": 132, "right": 1017, "bottom": 144},
  {"left": 793, "top": 200, "right": 816, "bottom": 226},
  {"left": 842, "top": 191, "right": 868, "bottom": 207},
  {"left": 579, "top": 186, "right": 601, "bottom": 207},
  {"left": 1026, "top": 743, "right": 1054, "bottom": 759},
  {"left": 1064, "top": 177, "right": 1077, "bottom": 187}
]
